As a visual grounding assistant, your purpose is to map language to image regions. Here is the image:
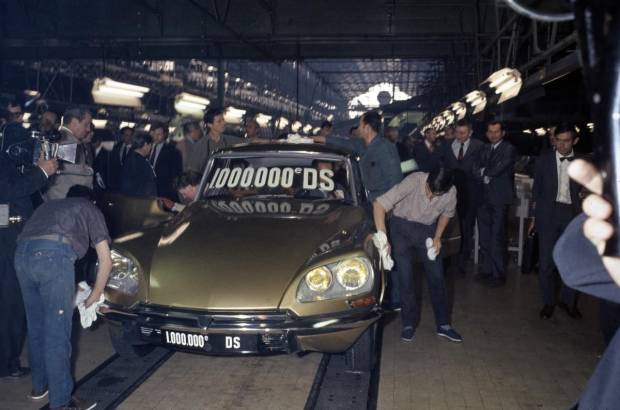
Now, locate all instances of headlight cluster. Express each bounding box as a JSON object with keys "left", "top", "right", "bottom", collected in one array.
[
  {"left": 106, "top": 249, "right": 140, "bottom": 295},
  {"left": 297, "top": 257, "right": 373, "bottom": 303}
]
